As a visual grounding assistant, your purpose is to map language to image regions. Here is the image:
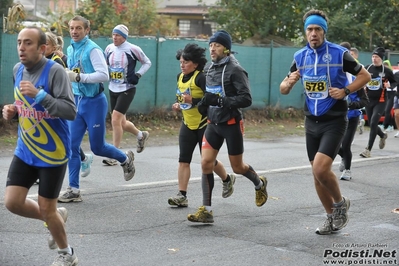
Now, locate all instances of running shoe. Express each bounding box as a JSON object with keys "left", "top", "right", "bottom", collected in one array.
[
  {"left": 315, "top": 216, "right": 333, "bottom": 235},
  {"left": 187, "top": 206, "right": 214, "bottom": 223},
  {"left": 137, "top": 131, "right": 149, "bottom": 153},
  {"left": 359, "top": 148, "right": 370, "bottom": 158},
  {"left": 379, "top": 133, "right": 388, "bottom": 149},
  {"left": 51, "top": 248, "right": 78, "bottom": 266},
  {"left": 332, "top": 196, "right": 350, "bottom": 231},
  {"left": 58, "top": 187, "right": 82, "bottom": 203},
  {"left": 80, "top": 154, "right": 93, "bottom": 177},
  {"left": 340, "top": 169, "right": 352, "bottom": 181},
  {"left": 121, "top": 150, "right": 135, "bottom": 181},
  {"left": 222, "top": 174, "right": 236, "bottom": 198},
  {"left": 255, "top": 176, "right": 268, "bottom": 207},
  {"left": 168, "top": 192, "right": 188, "bottom": 207}
]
